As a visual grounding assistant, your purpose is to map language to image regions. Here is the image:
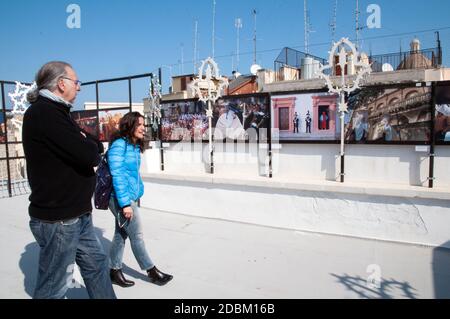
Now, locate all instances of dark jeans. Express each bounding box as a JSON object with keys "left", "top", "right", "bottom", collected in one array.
[{"left": 29, "top": 213, "right": 116, "bottom": 299}]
